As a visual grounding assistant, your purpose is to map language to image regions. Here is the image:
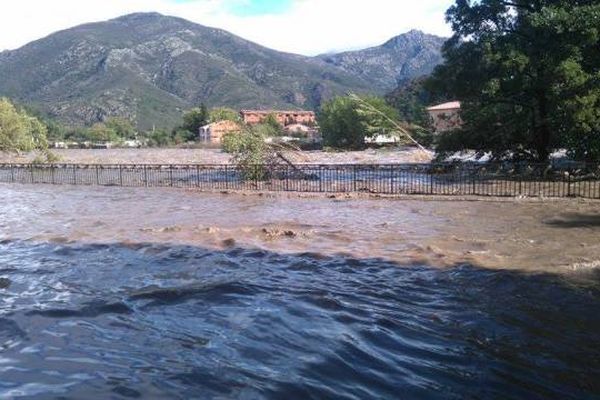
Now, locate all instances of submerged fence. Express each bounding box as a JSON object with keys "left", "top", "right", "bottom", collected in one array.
[{"left": 0, "top": 162, "right": 599, "bottom": 199}]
